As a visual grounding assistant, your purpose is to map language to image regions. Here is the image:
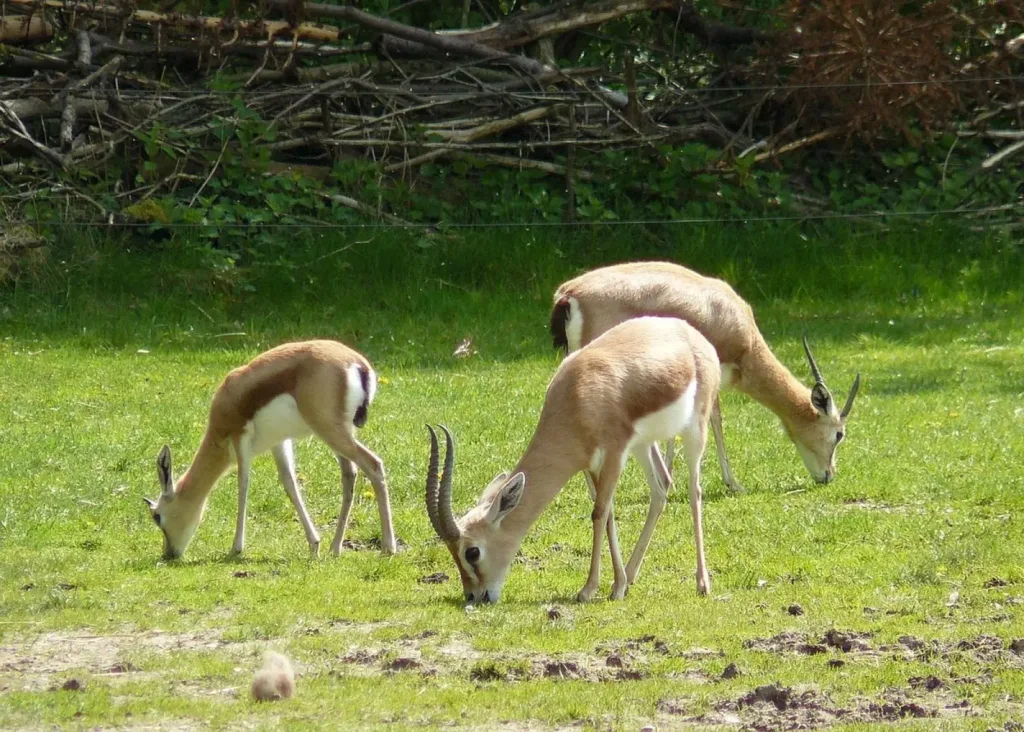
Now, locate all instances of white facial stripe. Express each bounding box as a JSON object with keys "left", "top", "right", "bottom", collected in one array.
[{"left": 461, "top": 557, "right": 479, "bottom": 584}]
